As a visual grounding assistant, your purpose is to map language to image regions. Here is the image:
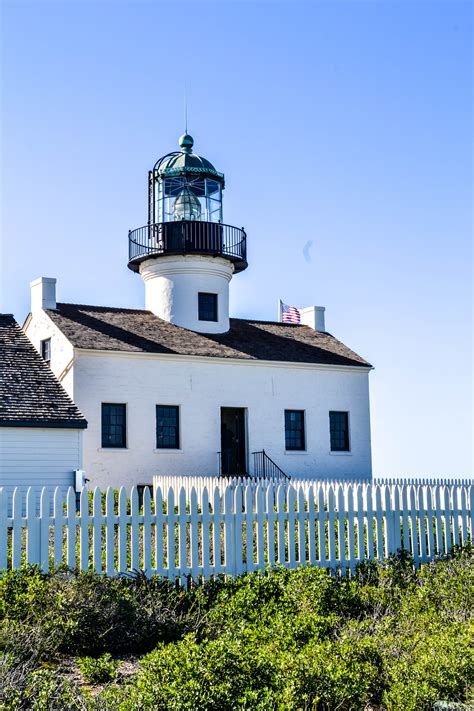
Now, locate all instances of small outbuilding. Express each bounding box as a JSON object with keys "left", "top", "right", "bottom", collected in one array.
[{"left": 0, "top": 314, "right": 87, "bottom": 501}]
